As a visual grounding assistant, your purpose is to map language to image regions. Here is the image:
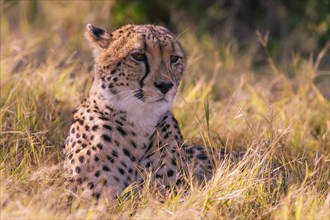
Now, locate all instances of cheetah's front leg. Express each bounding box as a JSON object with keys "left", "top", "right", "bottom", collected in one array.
[
  {"left": 139, "top": 112, "right": 245, "bottom": 187},
  {"left": 138, "top": 113, "right": 217, "bottom": 187},
  {"left": 137, "top": 113, "right": 183, "bottom": 188}
]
